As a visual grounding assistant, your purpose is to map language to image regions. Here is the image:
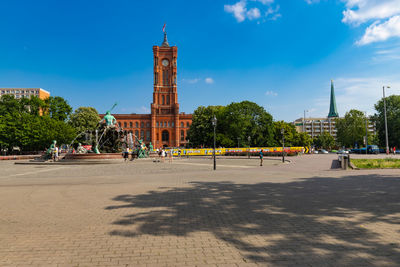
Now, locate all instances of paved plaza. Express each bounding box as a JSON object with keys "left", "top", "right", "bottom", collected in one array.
[{"left": 1, "top": 155, "right": 400, "bottom": 266}]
